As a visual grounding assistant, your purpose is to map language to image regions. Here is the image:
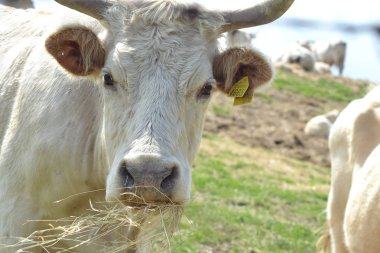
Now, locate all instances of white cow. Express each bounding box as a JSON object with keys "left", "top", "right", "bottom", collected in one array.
[
  {"left": 315, "top": 61, "right": 332, "bottom": 74},
  {"left": 304, "top": 110, "right": 339, "bottom": 138},
  {"left": 326, "top": 86, "right": 380, "bottom": 253},
  {"left": 226, "top": 29, "right": 255, "bottom": 48},
  {"left": 275, "top": 44, "right": 315, "bottom": 72},
  {"left": 0, "top": 0, "right": 294, "bottom": 251},
  {"left": 0, "top": 0, "right": 34, "bottom": 8},
  {"left": 298, "top": 39, "right": 346, "bottom": 76}
]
